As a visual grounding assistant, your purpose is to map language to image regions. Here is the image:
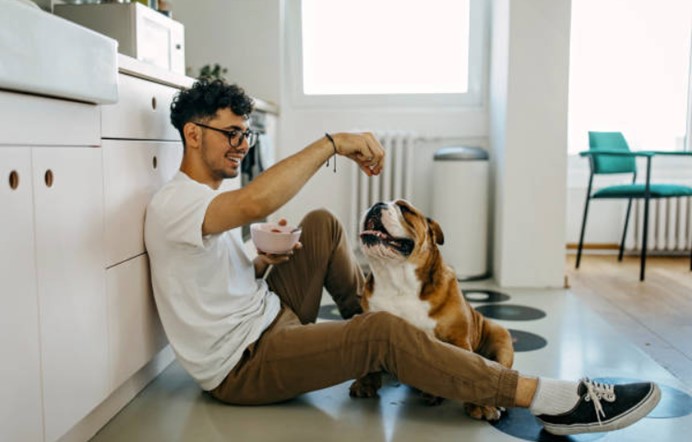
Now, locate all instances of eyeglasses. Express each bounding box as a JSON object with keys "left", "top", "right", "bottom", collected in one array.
[{"left": 193, "top": 122, "right": 258, "bottom": 148}]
